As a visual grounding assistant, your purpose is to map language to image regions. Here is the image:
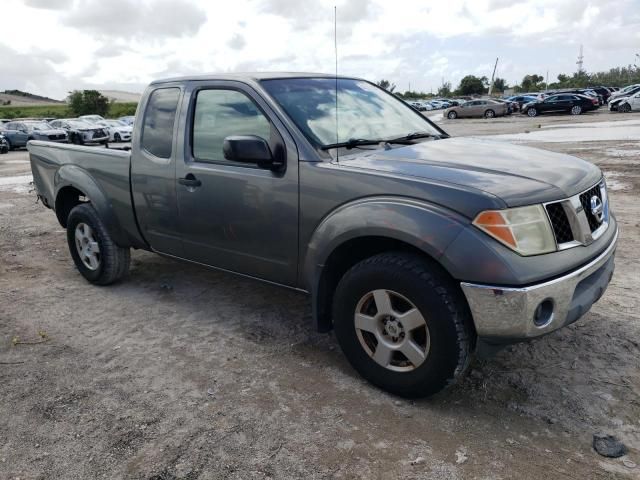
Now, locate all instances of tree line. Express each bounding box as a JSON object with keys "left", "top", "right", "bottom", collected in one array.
[{"left": 378, "top": 64, "right": 640, "bottom": 98}]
